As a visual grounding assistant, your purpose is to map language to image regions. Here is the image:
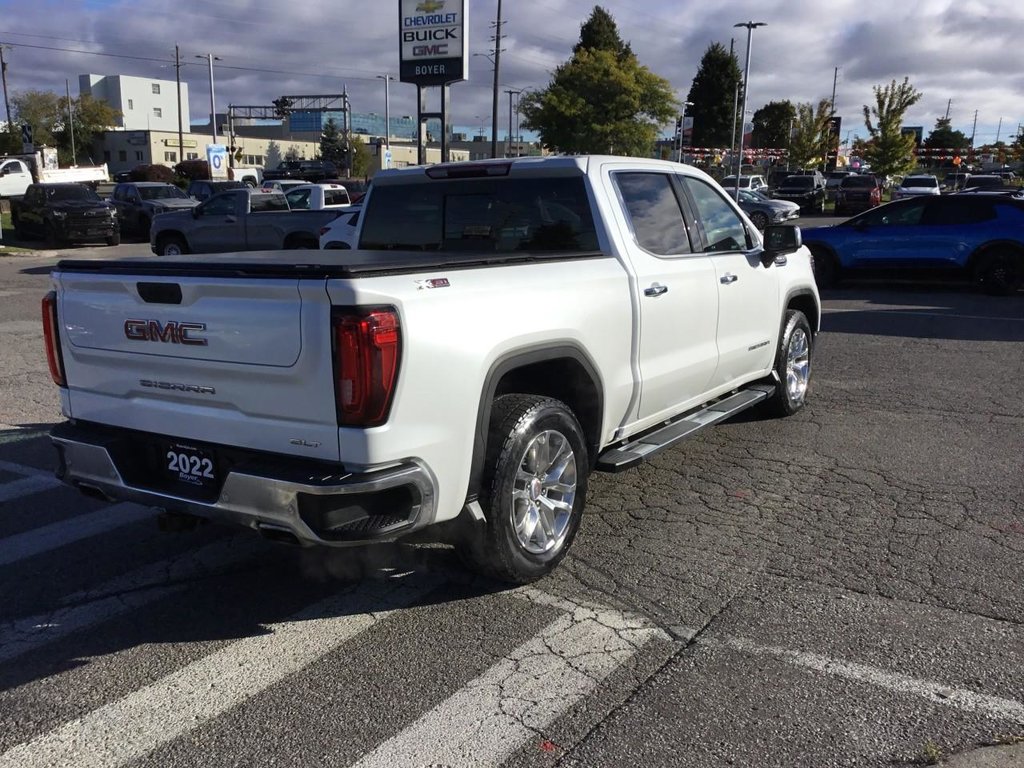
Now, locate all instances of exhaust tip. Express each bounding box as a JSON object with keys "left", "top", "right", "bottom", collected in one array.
[{"left": 257, "top": 523, "right": 302, "bottom": 546}]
